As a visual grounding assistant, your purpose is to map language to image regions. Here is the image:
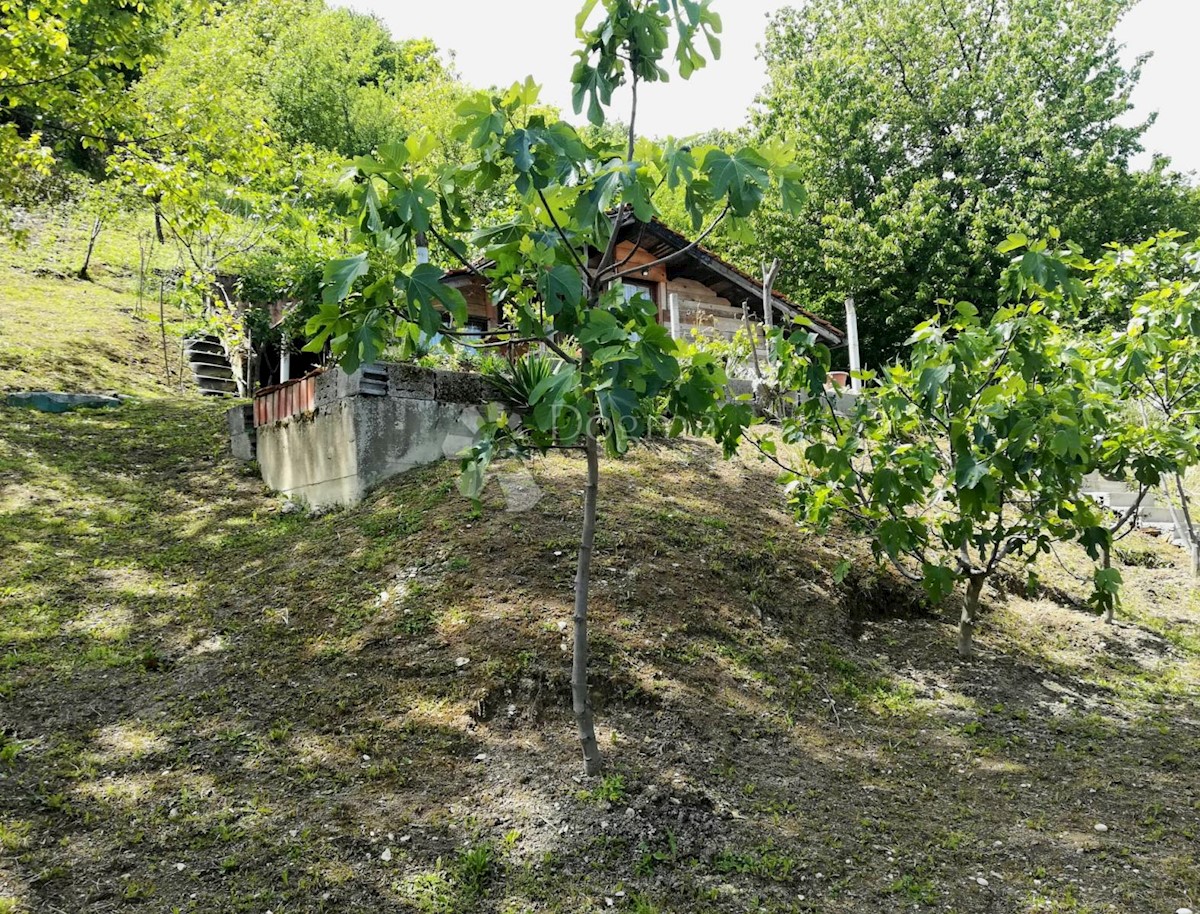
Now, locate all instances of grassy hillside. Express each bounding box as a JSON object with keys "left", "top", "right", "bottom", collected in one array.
[
  {"left": 1, "top": 231, "right": 1199, "bottom": 914},
  {"left": 0, "top": 211, "right": 190, "bottom": 396}
]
